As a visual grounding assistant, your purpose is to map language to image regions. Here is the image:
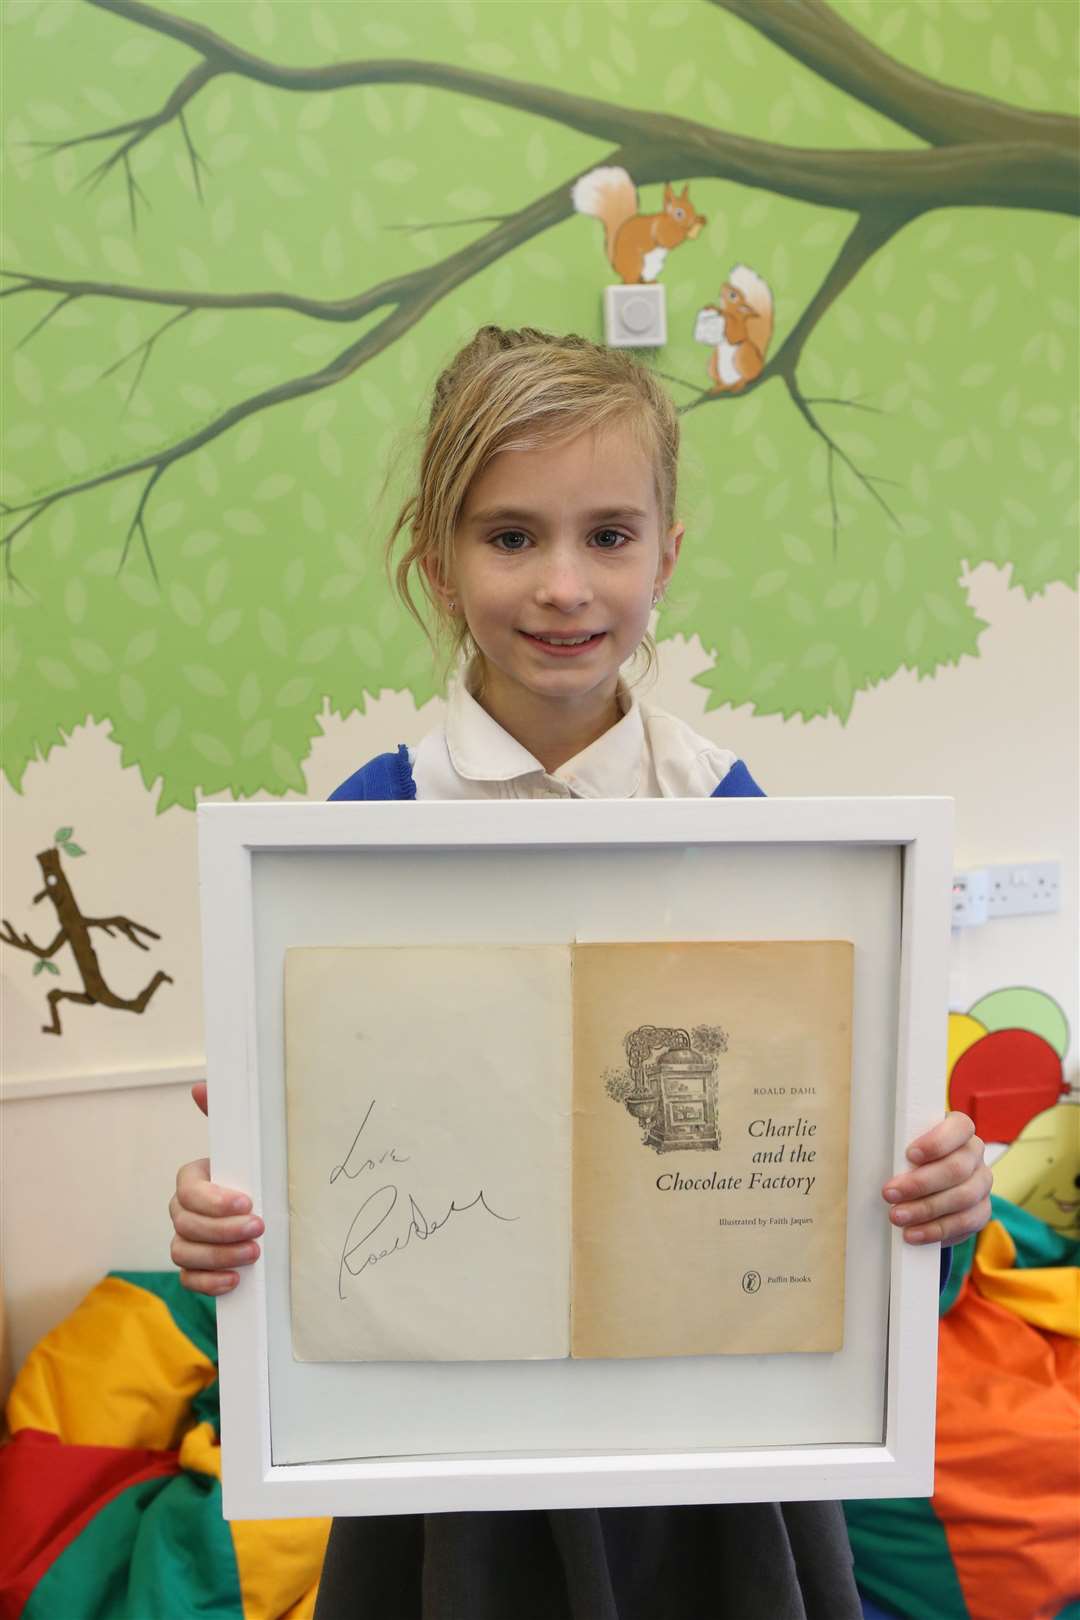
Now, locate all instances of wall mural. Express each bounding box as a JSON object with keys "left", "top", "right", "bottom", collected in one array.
[
  {"left": 946, "top": 985, "right": 1071, "bottom": 1145},
  {"left": 1, "top": 0, "right": 1077, "bottom": 827},
  {"left": 1, "top": 824, "right": 172, "bottom": 1033}
]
